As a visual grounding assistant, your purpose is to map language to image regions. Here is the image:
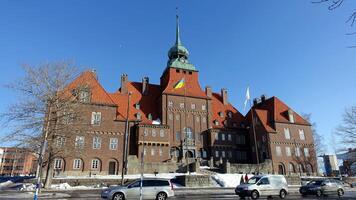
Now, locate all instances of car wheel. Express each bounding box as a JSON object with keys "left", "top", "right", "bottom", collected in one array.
[
  {"left": 112, "top": 192, "right": 125, "bottom": 200},
  {"left": 337, "top": 189, "right": 344, "bottom": 197},
  {"left": 251, "top": 190, "right": 259, "bottom": 200},
  {"left": 316, "top": 190, "right": 322, "bottom": 197},
  {"left": 156, "top": 192, "right": 167, "bottom": 200},
  {"left": 279, "top": 189, "right": 287, "bottom": 199}
]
